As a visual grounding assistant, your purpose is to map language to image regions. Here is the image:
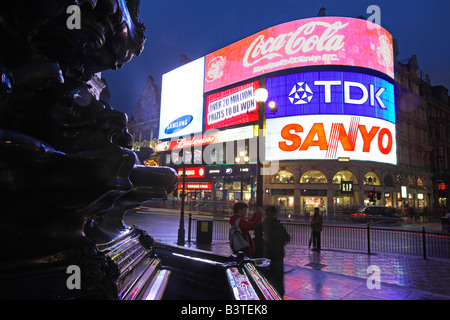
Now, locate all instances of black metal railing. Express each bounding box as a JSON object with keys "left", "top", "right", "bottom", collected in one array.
[{"left": 189, "top": 219, "right": 450, "bottom": 260}]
